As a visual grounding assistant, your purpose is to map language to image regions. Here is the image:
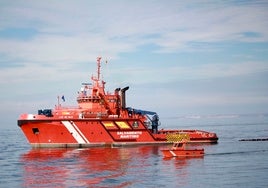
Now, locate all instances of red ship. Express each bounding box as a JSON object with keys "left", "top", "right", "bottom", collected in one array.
[{"left": 18, "top": 57, "right": 218, "bottom": 148}]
